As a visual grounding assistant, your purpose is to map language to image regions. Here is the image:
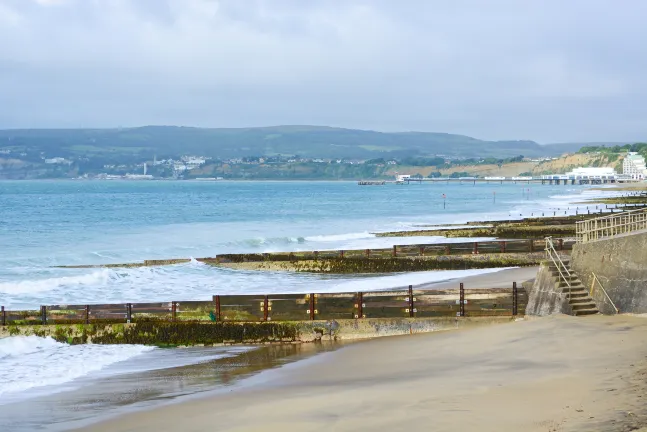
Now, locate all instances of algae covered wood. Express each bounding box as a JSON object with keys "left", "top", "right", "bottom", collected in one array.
[
  {"left": 315, "top": 292, "right": 356, "bottom": 320},
  {"left": 174, "top": 301, "right": 216, "bottom": 321},
  {"left": 217, "top": 295, "right": 267, "bottom": 321},
  {"left": 5, "top": 309, "right": 41, "bottom": 325},
  {"left": 362, "top": 290, "right": 411, "bottom": 318},
  {"left": 46, "top": 304, "right": 88, "bottom": 323},
  {"left": 130, "top": 302, "right": 173, "bottom": 321},
  {"left": 89, "top": 304, "right": 130, "bottom": 322},
  {"left": 266, "top": 294, "right": 311, "bottom": 321}
]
